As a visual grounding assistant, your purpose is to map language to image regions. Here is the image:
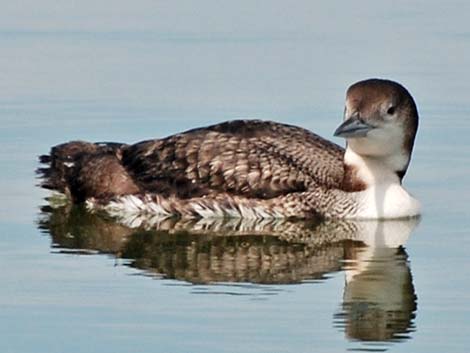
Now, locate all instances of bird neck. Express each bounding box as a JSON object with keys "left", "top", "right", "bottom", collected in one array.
[{"left": 342, "top": 147, "right": 409, "bottom": 191}]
